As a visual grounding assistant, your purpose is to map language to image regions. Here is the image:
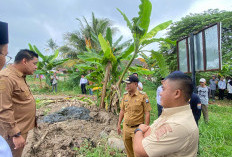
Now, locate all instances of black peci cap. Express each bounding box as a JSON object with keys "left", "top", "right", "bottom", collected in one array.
[
  {"left": 124, "top": 75, "right": 139, "bottom": 83},
  {"left": 0, "top": 21, "right": 9, "bottom": 45}
]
